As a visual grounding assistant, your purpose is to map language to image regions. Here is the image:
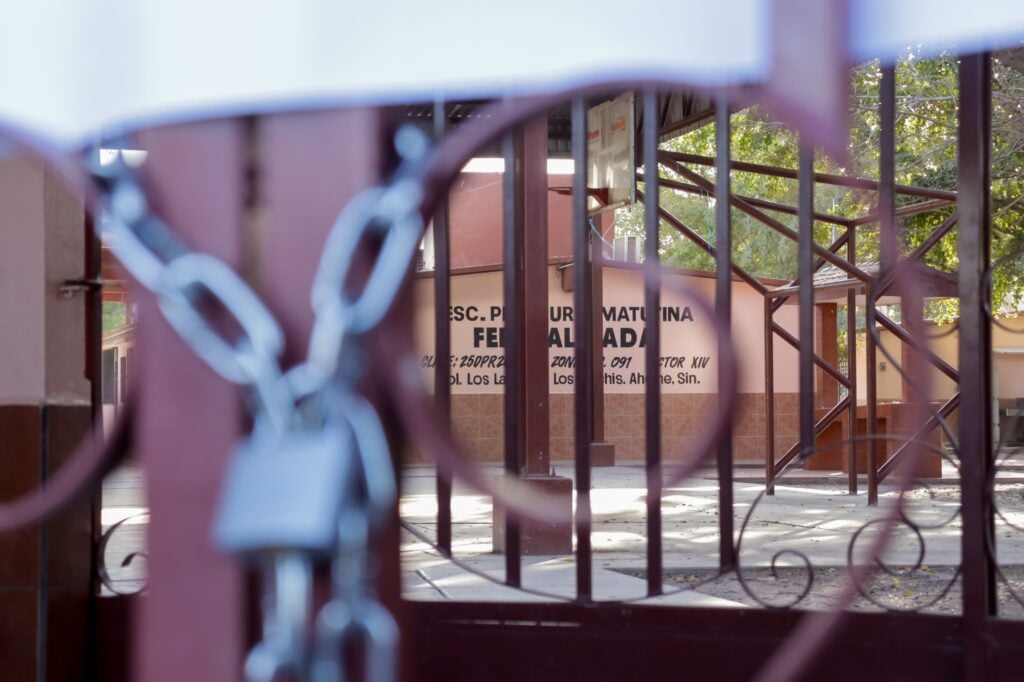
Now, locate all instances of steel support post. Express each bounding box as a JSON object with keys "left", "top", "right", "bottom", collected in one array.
[
  {"left": 524, "top": 116, "right": 551, "bottom": 477},
  {"left": 501, "top": 127, "right": 524, "bottom": 586},
  {"left": 764, "top": 296, "right": 776, "bottom": 496},
  {"left": 571, "top": 97, "right": 593, "bottom": 602},
  {"left": 433, "top": 101, "right": 453, "bottom": 556},
  {"left": 642, "top": 89, "right": 663, "bottom": 594},
  {"left": 715, "top": 98, "right": 737, "bottom": 571},
  {"left": 133, "top": 121, "right": 249, "bottom": 682}
]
